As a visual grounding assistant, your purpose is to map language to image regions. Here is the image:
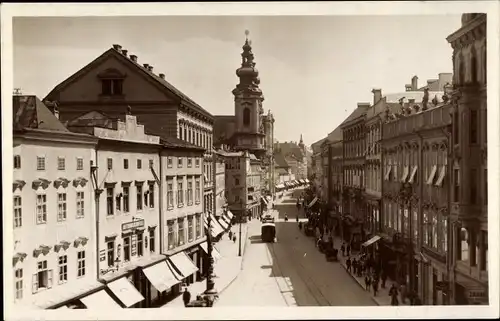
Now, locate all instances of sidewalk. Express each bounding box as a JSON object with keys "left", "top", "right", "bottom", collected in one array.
[
  {"left": 163, "top": 223, "right": 249, "bottom": 307},
  {"left": 332, "top": 237, "right": 410, "bottom": 306}
]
